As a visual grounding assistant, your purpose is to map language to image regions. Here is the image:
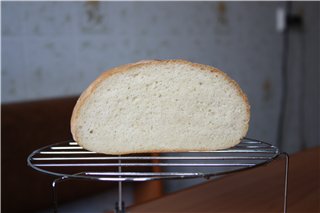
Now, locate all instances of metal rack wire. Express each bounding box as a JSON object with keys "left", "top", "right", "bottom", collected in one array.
[{"left": 27, "top": 138, "right": 288, "bottom": 213}]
